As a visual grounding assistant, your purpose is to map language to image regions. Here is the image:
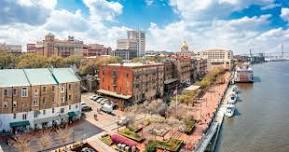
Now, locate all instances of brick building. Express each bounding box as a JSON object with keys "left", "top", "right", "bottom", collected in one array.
[
  {"left": 98, "top": 63, "right": 164, "bottom": 110},
  {"left": 0, "top": 68, "right": 81, "bottom": 132},
  {"left": 27, "top": 33, "right": 84, "bottom": 57},
  {"left": 83, "top": 44, "right": 111, "bottom": 57}
]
